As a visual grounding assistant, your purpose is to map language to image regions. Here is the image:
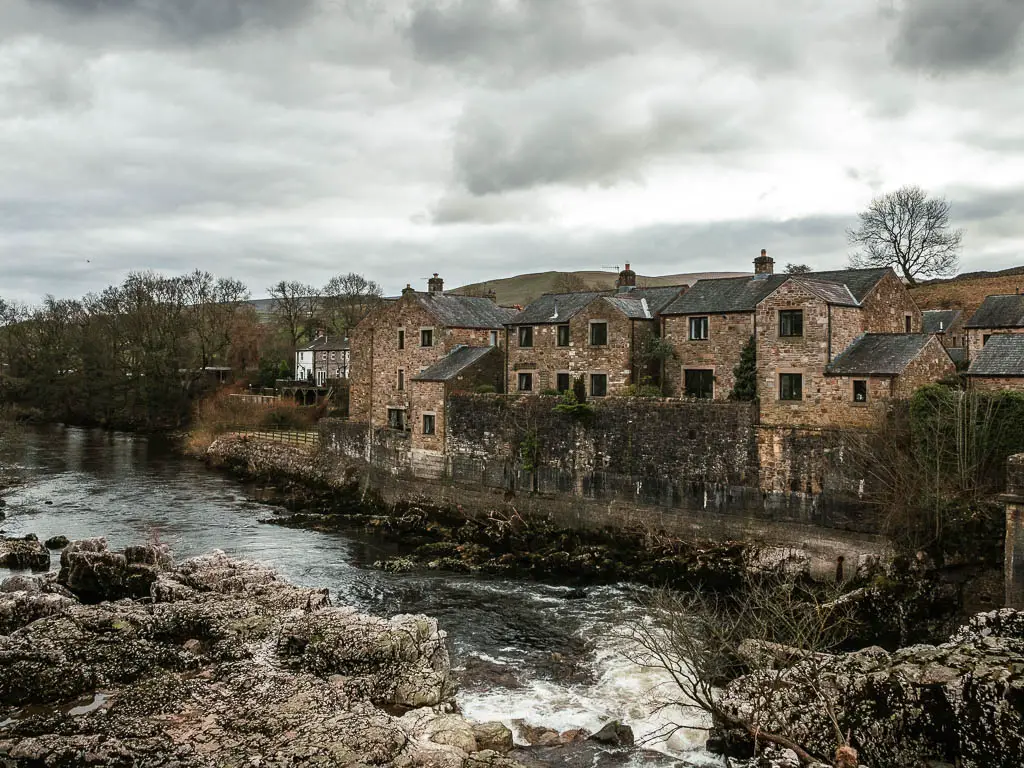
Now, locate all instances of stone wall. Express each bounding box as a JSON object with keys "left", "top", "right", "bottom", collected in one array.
[
  {"left": 1004, "top": 454, "right": 1024, "bottom": 609},
  {"left": 970, "top": 376, "right": 1024, "bottom": 393},
  {"left": 317, "top": 397, "right": 889, "bottom": 574},
  {"left": 861, "top": 270, "right": 921, "bottom": 333},
  {"left": 893, "top": 337, "right": 957, "bottom": 397},
  {"left": 663, "top": 311, "right": 753, "bottom": 399}
]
